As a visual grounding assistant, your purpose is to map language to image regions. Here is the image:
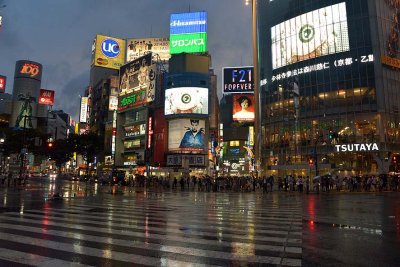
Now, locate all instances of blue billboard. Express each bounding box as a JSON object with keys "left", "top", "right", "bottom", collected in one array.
[{"left": 170, "top": 11, "right": 207, "bottom": 35}]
